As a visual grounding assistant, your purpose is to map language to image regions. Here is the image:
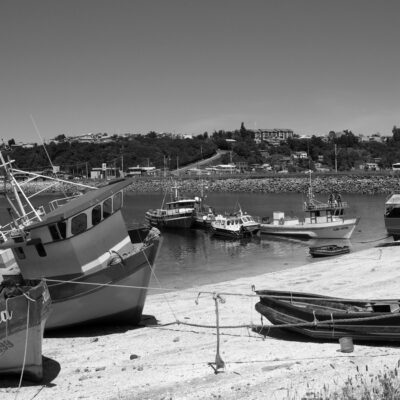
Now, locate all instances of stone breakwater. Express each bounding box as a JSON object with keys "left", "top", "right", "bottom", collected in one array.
[
  {"left": 126, "top": 175, "right": 400, "bottom": 195},
  {"left": 5, "top": 174, "right": 400, "bottom": 196}
]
